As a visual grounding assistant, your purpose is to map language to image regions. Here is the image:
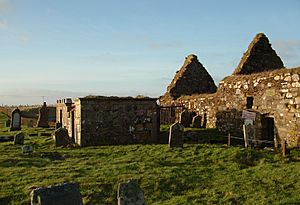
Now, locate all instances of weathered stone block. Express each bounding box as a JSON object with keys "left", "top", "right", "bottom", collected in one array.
[
  {"left": 117, "top": 180, "right": 145, "bottom": 205},
  {"left": 30, "top": 182, "right": 83, "bottom": 205},
  {"left": 169, "top": 122, "right": 184, "bottom": 148},
  {"left": 14, "top": 132, "right": 25, "bottom": 145},
  {"left": 22, "top": 145, "right": 33, "bottom": 153},
  {"left": 292, "top": 74, "right": 299, "bottom": 81},
  {"left": 53, "top": 128, "right": 70, "bottom": 147}
]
